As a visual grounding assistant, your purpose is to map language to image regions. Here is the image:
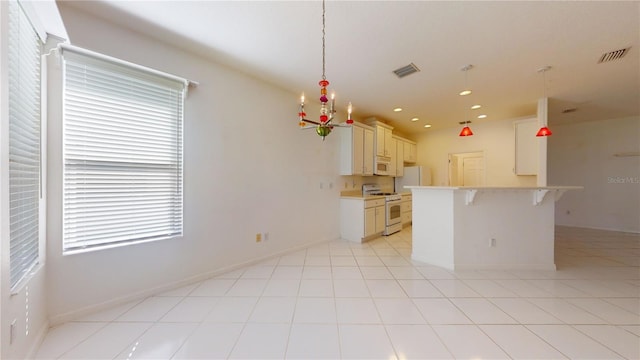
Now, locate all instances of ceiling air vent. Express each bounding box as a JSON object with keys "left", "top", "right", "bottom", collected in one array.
[
  {"left": 393, "top": 63, "right": 420, "bottom": 78},
  {"left": 598, "top": 47, "right": 630, "bottom": 63}
]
